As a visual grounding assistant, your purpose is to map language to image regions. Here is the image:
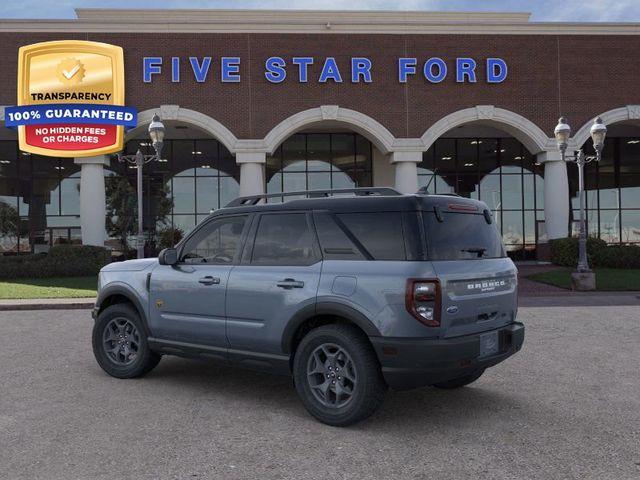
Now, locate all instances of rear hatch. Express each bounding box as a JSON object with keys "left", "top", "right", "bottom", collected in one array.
[{"left": 422, "top": 203, "right": 518, "bottom": 339}]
